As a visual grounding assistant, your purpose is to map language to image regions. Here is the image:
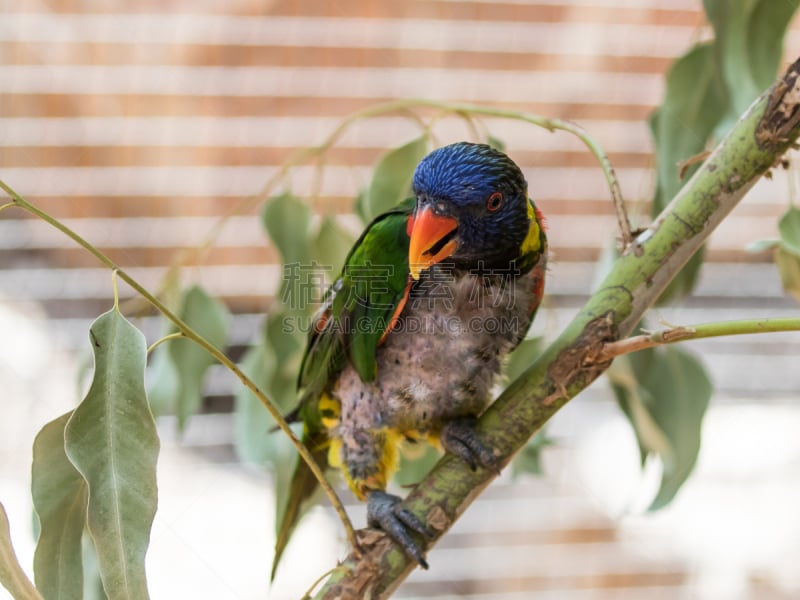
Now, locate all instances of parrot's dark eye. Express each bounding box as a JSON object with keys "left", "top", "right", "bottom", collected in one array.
[{"left": 486, "top": 191, "right": 503, "bottom": 212}]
